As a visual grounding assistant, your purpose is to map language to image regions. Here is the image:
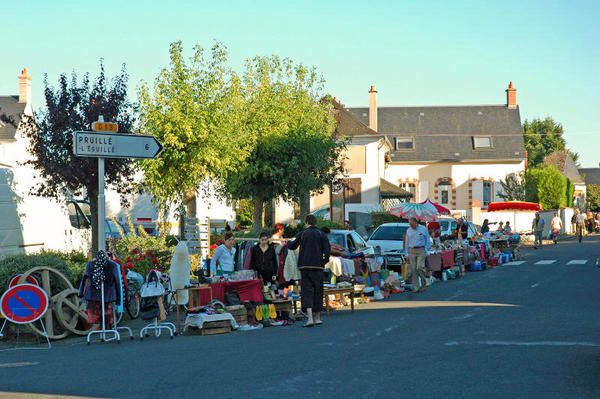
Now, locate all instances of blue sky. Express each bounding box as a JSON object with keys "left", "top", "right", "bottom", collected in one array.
[{"left": 1, "top": 0, "right": 598, "bottom": 167}]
